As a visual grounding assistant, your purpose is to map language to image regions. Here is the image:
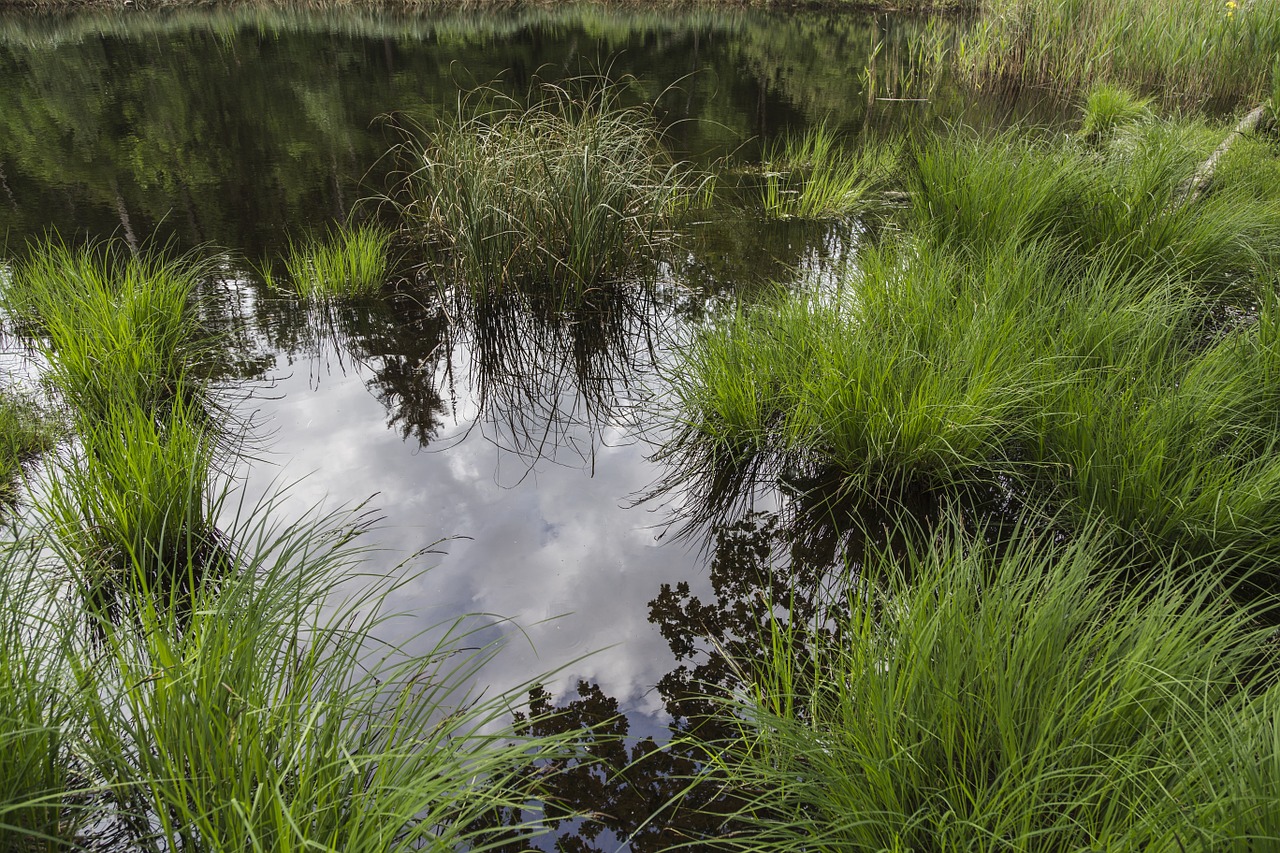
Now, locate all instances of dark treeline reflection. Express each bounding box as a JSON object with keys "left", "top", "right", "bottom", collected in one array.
[{"left": 0, "top": 4, "right": 1052, "bottom": 259}]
